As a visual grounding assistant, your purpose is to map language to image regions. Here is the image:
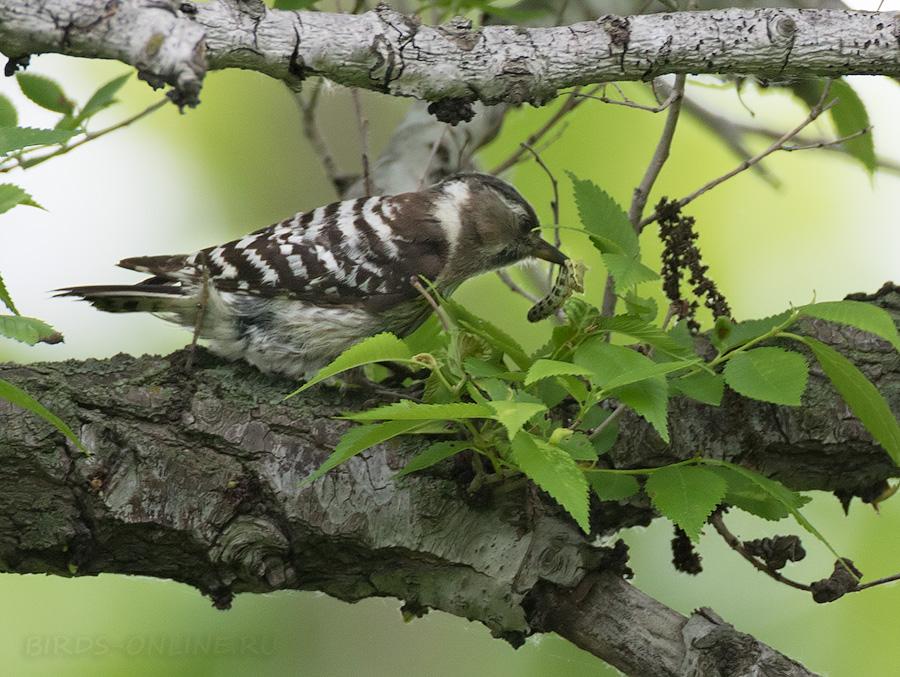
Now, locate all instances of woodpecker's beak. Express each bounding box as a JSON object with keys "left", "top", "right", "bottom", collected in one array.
[{"left": 530, "top": 237, "right": 568, "bottom": 265}]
